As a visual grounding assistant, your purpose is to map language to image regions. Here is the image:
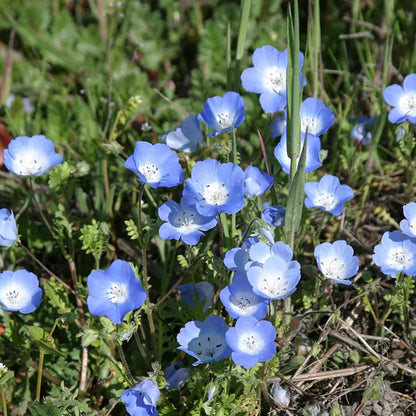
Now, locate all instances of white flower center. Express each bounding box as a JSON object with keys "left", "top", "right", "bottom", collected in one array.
[
  {"left": 106, "top": 283, "right": 128, "bottom": 305},
  {"left": 203, "top": 182, "right": 229, "bottom": 206},
  {"left": 175, "top": 211, "right": 199, "bottom": 233},
  {"left": 239, "top": 333, "right": 263, "bottom": 354},
  {"left": 315, "top": 192, "right": 337, "bottom": 211},
  {"left": 230, "top": 293, "right": 258, "bottom": 316},
  {"left": 399, "top": 93, "right": 416, "bottom": 117},
  {"left": 140, "top": 164, "right": 161, "bottom": 183},
  {"left": 301, "top": 117, "right": 320, "bottom": 135},
  {"left": 263, "top": 67, "right": 286, "bottom": 94},
  {"left": 13, "top": 151, "right": 46, "bottom": 175},
  {"left": 0, "top": 284, "right": 29, "bottom": 310},
  {"left": 320, "top": 256, "right": 346, "bottom": 279},
  {"left": 387, "top": 248, "right": 414, "bottom": 269},
  {"left": 190, "top": 333, "right": 225, "bottom": 361},
  {"left": 216, "top": 112, "right": 234, "bottom": 129},
  {"left": 261, "top": 272, "right": 290, "bottom": 298}
]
